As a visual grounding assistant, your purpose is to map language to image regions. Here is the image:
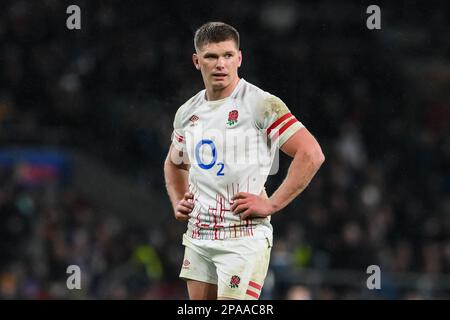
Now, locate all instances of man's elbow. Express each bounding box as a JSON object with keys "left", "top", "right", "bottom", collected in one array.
[{"left": 310, "top": 146, "right": 325, "bottom": 171}]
